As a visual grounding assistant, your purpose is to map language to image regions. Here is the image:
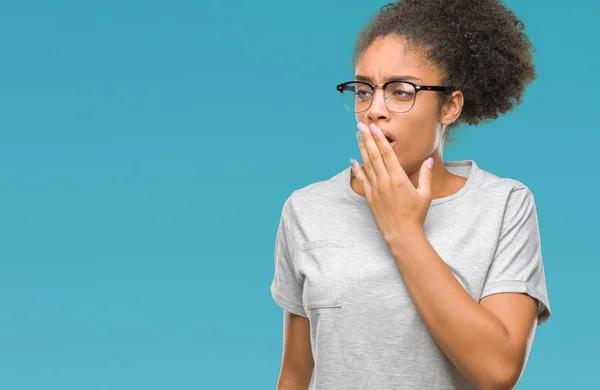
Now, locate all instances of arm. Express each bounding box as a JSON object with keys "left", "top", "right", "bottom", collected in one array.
[
  {"left": 388, "top": 228, "right": 538, "bottom": 390},
  {"left": 276, "top": 310, "right": 314, "bottom": 390}
]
